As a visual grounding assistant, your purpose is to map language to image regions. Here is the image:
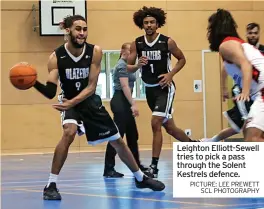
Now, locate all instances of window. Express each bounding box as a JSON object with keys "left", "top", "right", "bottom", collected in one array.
[{"left": 96, "top": 50, "right": 146, "bottom": 100}]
